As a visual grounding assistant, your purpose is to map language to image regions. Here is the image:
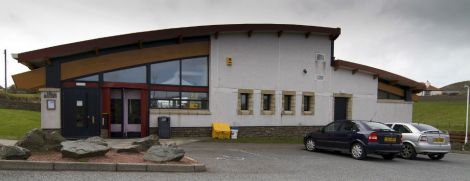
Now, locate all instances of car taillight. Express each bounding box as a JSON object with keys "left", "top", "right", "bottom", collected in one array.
[
  {"left": 419, "top": 135, "right": 428, "bottom": 142},
  {"left": 368, "top": 132, "right": 378, "bottom": 142}
]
